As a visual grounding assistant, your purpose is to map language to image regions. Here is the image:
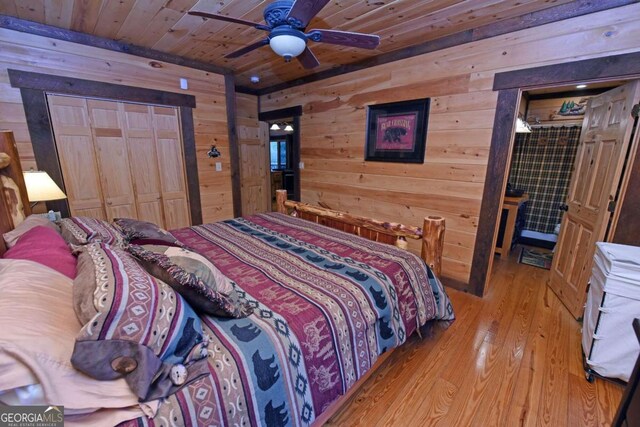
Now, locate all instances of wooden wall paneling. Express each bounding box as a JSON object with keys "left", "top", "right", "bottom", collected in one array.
[
  {"left": 152, "top": 105, "right": 191, "bottom": 229},
  {"left": 260, "top": 5, "right": 640, "bottom": 291},
  {"left": 121, "top": 102, "right": 165, "bottom": 226},
  {"left": 86, "top": 98, "right": 138, "bottom": 220},
  {"left": 46, "top": 94, "right": 106, "bottom": 219}
]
